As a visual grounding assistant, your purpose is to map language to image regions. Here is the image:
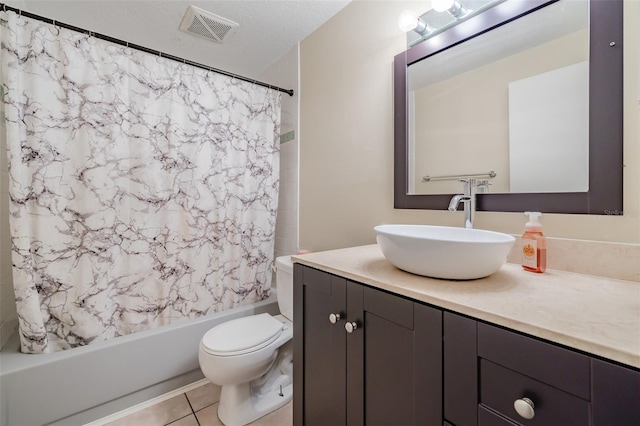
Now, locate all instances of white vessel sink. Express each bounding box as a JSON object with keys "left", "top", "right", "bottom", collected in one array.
[{"left": 374, "top": 224, "right": 516, "bottom": 280}]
